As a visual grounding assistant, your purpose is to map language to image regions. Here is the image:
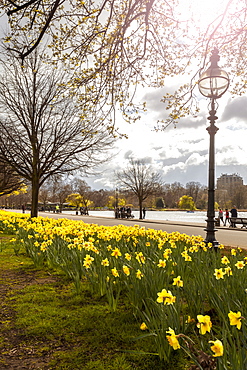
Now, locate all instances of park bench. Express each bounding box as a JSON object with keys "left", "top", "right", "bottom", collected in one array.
[{"left": 229, "top": 217, "right": 247, "bottom": 229}]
